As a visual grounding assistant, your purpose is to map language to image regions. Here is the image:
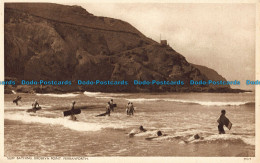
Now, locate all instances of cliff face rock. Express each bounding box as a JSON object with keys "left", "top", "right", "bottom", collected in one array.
[
  {"left": 191, "top": 64, "right": 228, "bottom": 82},
  {"left": 5, "top": 3, "right": 231, "bottom": 93}
]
